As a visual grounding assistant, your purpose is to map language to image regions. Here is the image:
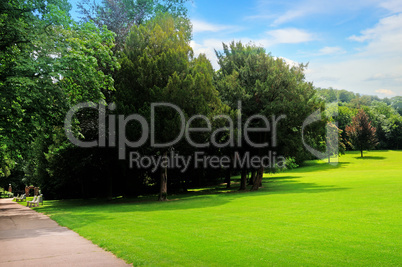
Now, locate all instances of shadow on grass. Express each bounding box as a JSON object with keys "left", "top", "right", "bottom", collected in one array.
[
  {"left": 264, "top": 179, "right": 348, "bottom": 195},
  {"left": 268, "top": 176, "right": 302, "bottom": 180},
  {"left": 289, "top": 161, "right": 351, "bottom": 173},
  {"left": 355, "top": 156, "right": 386, "bottom": 160},
  {"left": 35, "top": 160, "right": 352, "bottom": 217},
  {"left": 36, "top": 177, "right": 347, "bottom": 217}
]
